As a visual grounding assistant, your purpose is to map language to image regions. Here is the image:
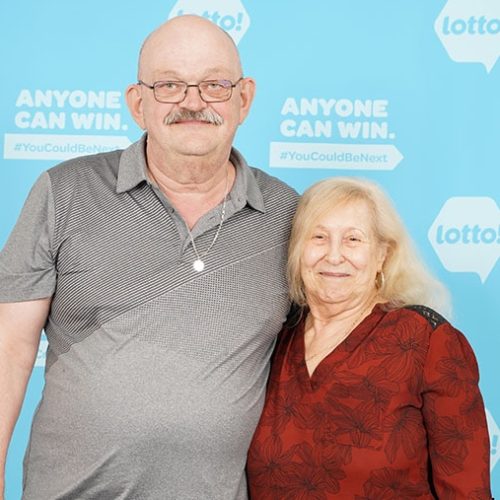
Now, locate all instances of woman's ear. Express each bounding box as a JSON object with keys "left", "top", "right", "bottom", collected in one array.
[{"left": 377, "top": 242, "right": 389, "bottom": 270}]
